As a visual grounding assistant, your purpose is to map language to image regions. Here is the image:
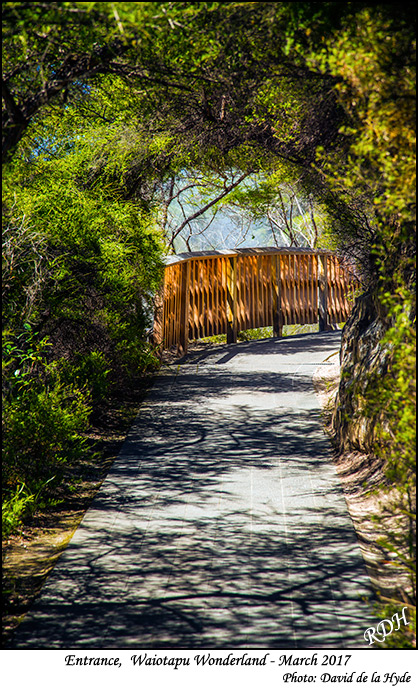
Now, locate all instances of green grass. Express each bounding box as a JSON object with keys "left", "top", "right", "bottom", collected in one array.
[{"left": 194, "top": 322, "right": 331, "bottom": 345}]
